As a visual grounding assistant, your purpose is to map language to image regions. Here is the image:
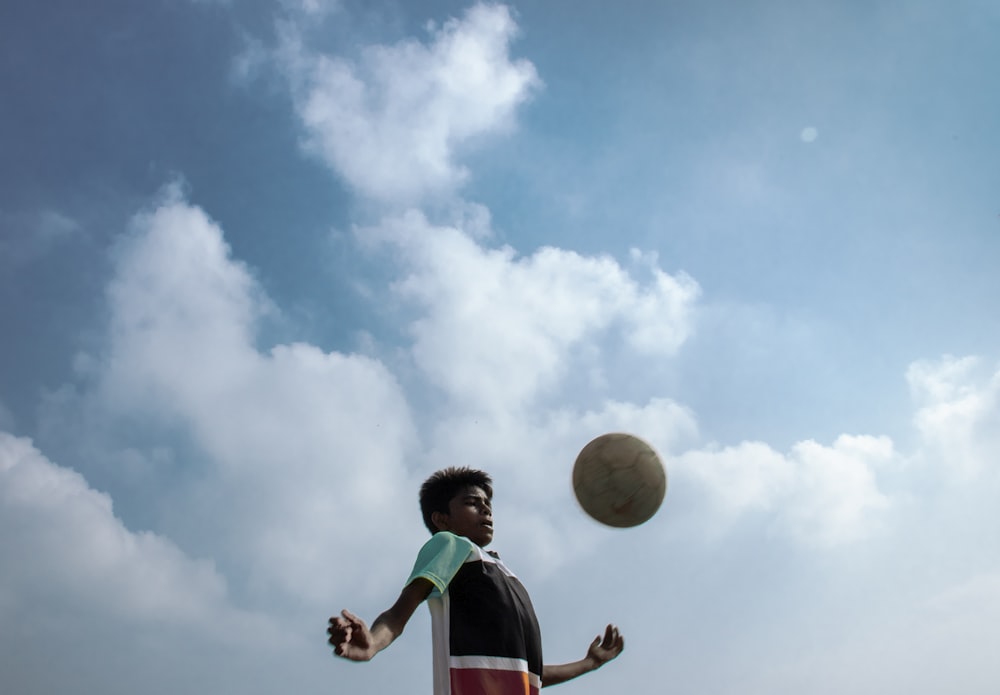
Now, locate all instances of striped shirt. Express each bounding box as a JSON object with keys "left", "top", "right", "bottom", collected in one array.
[{"left": 407, "top": 532, "right": 543, "bottom": 695}]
